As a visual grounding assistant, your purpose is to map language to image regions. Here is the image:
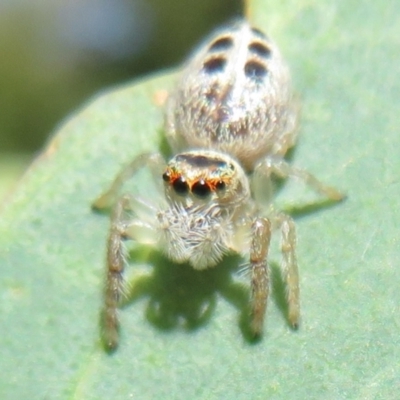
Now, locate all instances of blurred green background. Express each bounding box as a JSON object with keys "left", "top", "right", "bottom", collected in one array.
[{"left": 0, "top": 0, "right": 242, "bottom": 201}]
